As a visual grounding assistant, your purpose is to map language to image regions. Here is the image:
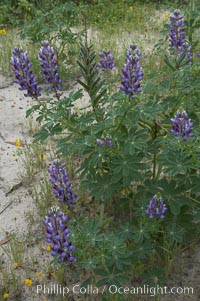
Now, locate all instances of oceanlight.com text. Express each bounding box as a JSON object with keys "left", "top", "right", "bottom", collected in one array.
[{"left": 36, "top": 283, "right": 194, "bottom": 297}]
